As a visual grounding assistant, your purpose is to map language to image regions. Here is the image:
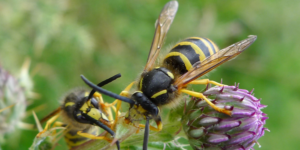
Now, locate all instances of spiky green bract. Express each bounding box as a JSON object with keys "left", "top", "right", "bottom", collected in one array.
[
  {"left": 72, "top": 109, "right": 187, "bottom": 150},
  {"left": 182, "top": 85, "right": 268, "bottom": 150},
  {"left": 29, "top": 136, "right": 53, "bottom": 150}
]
